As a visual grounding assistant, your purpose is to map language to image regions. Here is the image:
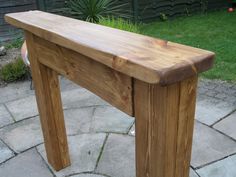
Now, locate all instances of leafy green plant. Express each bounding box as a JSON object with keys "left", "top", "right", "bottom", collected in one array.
[
  {"left": 0, "top": 58, "right": 29, "bottom": 82},
  {"left": 5, "top": 37, "right": 24, "bottom": 49},
  {"left": 99, "top": 17, "right": 140, "bottom": 33},
  {"left": 65, "top": 0, "right": 129, "bottom": 23}
]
